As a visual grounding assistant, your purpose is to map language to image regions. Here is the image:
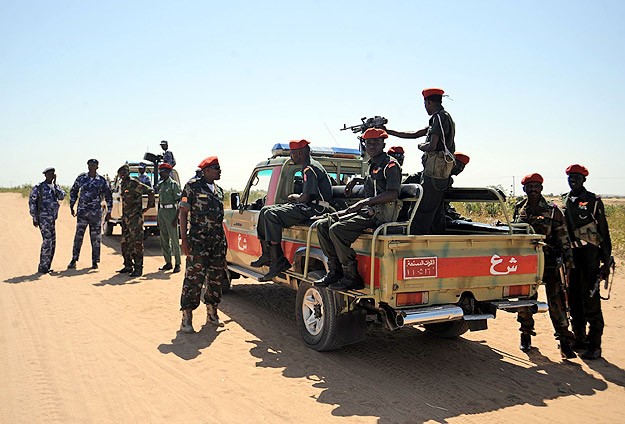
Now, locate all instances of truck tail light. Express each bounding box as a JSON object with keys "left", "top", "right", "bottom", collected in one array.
[
  {"left": 396, "top": 291, "right": 429, "bottom": 307},
  {"left": 503, "top": 285, "right": 530, "bottom": 297}
]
